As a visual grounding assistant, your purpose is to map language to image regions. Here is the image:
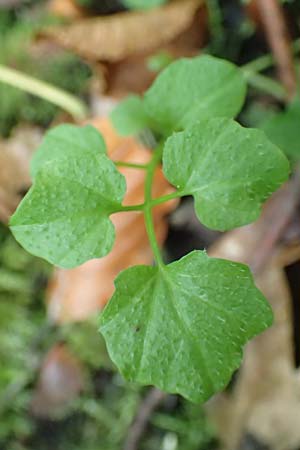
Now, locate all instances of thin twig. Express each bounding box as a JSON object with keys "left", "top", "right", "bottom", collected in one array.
[
  {"left": 256, "top": 0, "right": 296, "bottom": 97},
  {"left": 123, "top": 388, "right": 166, "bottom": 450},
  {"left": 251, "top": 167, "right": 300, "bottom": 274}
]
